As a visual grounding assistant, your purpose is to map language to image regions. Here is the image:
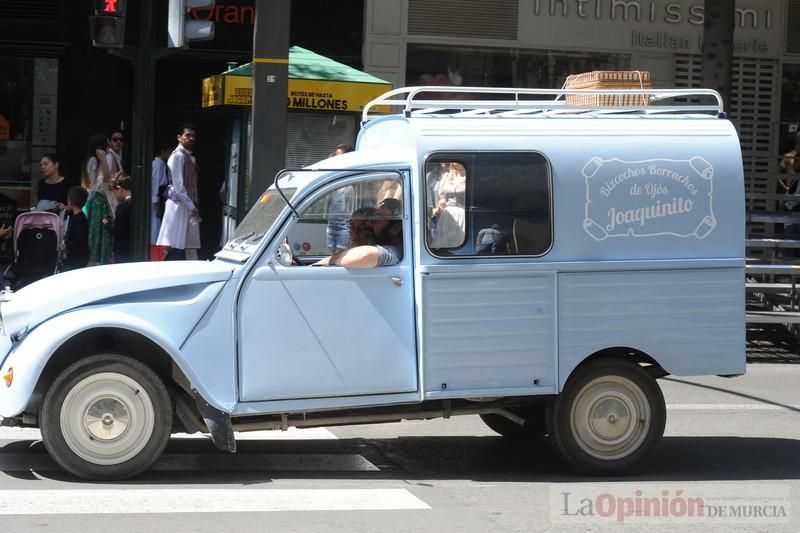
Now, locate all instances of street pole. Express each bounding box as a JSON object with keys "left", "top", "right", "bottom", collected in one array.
[
  {"left": 249, "top": 0, "right": 290, "bottom": 210},
  {"left": 701, "top": 0, "right": 735, "bottom": 112},
  {"left": 130, "top": 0, "right": 156, "bottom": 261}
]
